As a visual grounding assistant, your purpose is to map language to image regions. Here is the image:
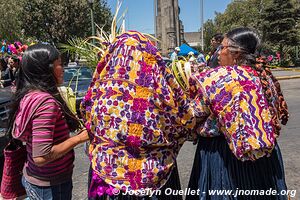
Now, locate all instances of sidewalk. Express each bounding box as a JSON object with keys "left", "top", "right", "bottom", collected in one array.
[{"left": 271, "top": 69, "right": 300, "bottom": 80}]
